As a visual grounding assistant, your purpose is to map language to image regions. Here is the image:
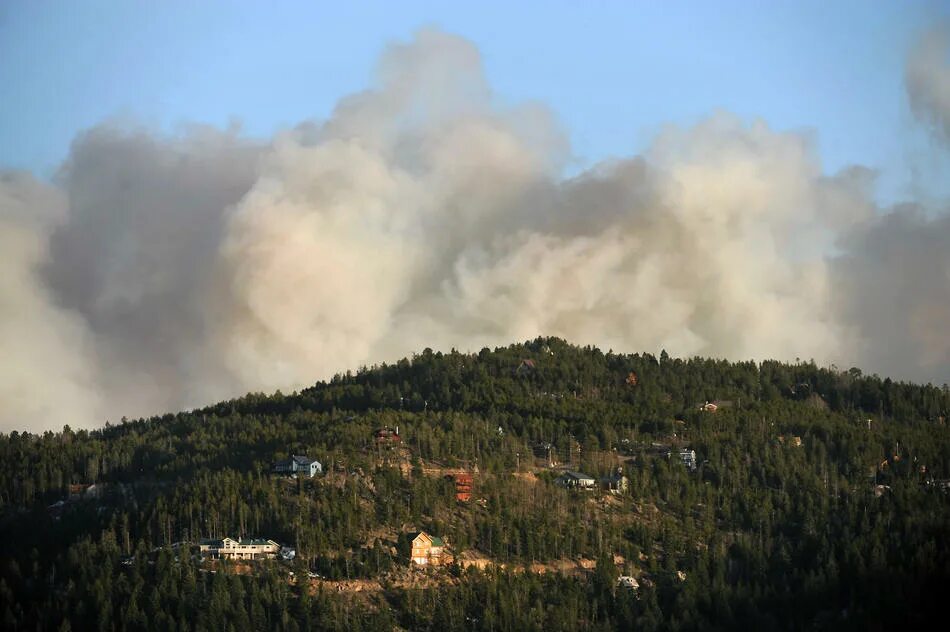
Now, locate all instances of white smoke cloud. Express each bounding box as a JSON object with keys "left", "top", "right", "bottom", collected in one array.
[
  {"left": 1, "top": 27, "right": 948, "bottom": 433},
  {"left": 0, "top": 173, "right": 102, "bottom": 430}
]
